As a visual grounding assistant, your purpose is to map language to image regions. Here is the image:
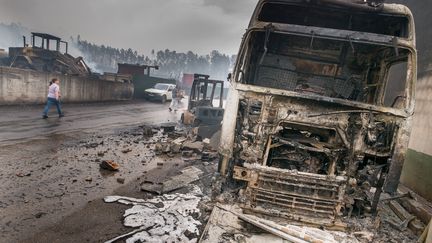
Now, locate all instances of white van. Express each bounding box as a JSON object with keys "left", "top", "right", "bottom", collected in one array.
[{"left": 144, "top": 83, "right": 176, "bottom": 103}]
